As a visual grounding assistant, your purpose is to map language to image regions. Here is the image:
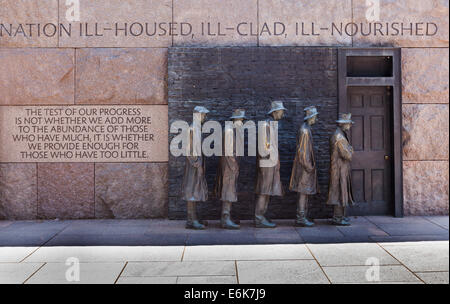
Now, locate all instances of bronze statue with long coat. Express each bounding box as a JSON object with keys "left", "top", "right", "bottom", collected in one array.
[
  {"left": 254, "top": 101, "right": 287, "bottom": 228},
  {"left": 289, "top": 123, "right": 318, "bottom": 195},
  {"left": 182, "top": 106, "right": 209, "bottom": 230},
  {"left": 182, "top": 145, "right": 208, "bottom": 202},
  {"left": 326, "top": 113, "right": 355, "bottom": 226},
  {"left": 289, "top": 106, "right": 319, "bottom": 227},
  {"left": 255, "top": 116, "right": 284, "bottom": 197},
  {"left": 214, "top": 109, "right": 247, "bottom": 229},
  {"left": 215, "top": 155, "right": 239, "bottom": 202}
]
